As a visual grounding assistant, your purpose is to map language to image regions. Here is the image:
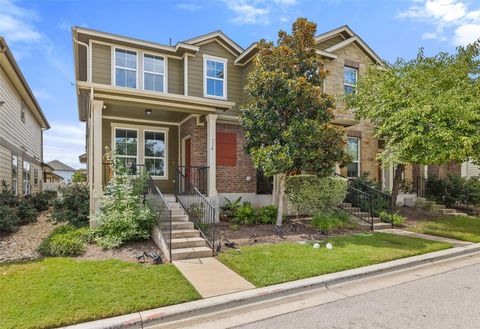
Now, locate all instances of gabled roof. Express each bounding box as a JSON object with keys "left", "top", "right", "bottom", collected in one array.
[
  {"left": 314, "top": 25, "right": 355, "bottom": 43},
  {"left": 0, "top": 37, "right": 50, "bottom": 129},
  {"left": 183, "top": 30, "right": 244, "bottom": 55},
  {"left": 47, "top": 160, "right": 76, "bottom": 172}
]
